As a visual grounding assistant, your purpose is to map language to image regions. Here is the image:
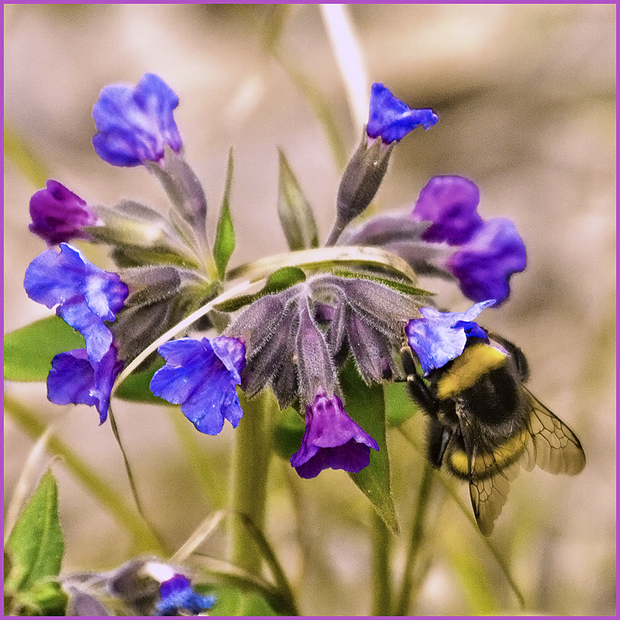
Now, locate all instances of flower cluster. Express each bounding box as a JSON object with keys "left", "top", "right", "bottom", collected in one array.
[
  {"left": 22, "top": 72, "right": 528, "bottom": 486},
  {"left": 344, "top": 175, "right": 527, "bottom": 306}
]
